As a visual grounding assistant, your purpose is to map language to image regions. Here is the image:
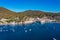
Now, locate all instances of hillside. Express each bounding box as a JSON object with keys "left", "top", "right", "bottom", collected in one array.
[
  {"left": 0, "top": 7, "right": 17, "bottom": 19},
  {"left": 0, "top": 7, "right": 60, "bottom": 21}
]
